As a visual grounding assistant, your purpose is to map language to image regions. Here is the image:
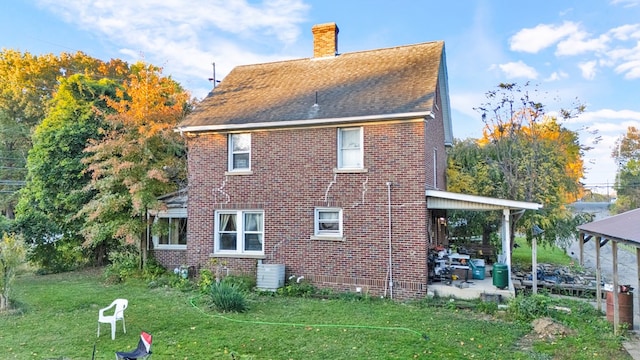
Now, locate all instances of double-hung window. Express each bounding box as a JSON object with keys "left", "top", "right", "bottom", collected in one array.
[
  {"left": 215, "top": 210, "right": 264, "bottom": 255},
  {"left": 337, "top": 127, "right": 363, "bottom": 169},
  {"left": 314, "top": 208, "right": 343, "bottom": 238},
  {"left": 228, "top": 133, "right": 251, "bottom": 171}
]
